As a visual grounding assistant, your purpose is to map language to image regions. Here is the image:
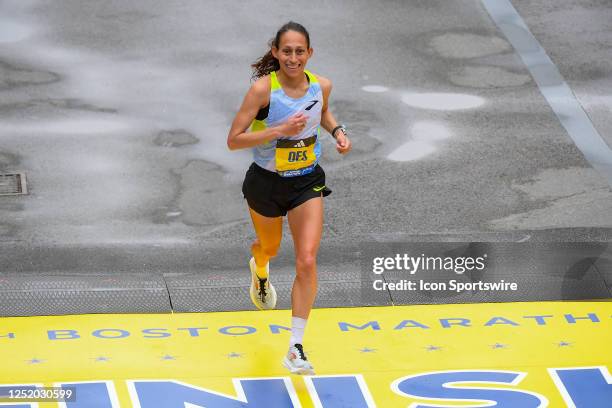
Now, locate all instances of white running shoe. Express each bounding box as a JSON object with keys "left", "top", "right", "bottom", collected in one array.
[
  {"left": 283, "top": 343, "right": 315, "bottom": 375},
  {"left": 249, "top": 257, "right": 277, "bottom": 310}
]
